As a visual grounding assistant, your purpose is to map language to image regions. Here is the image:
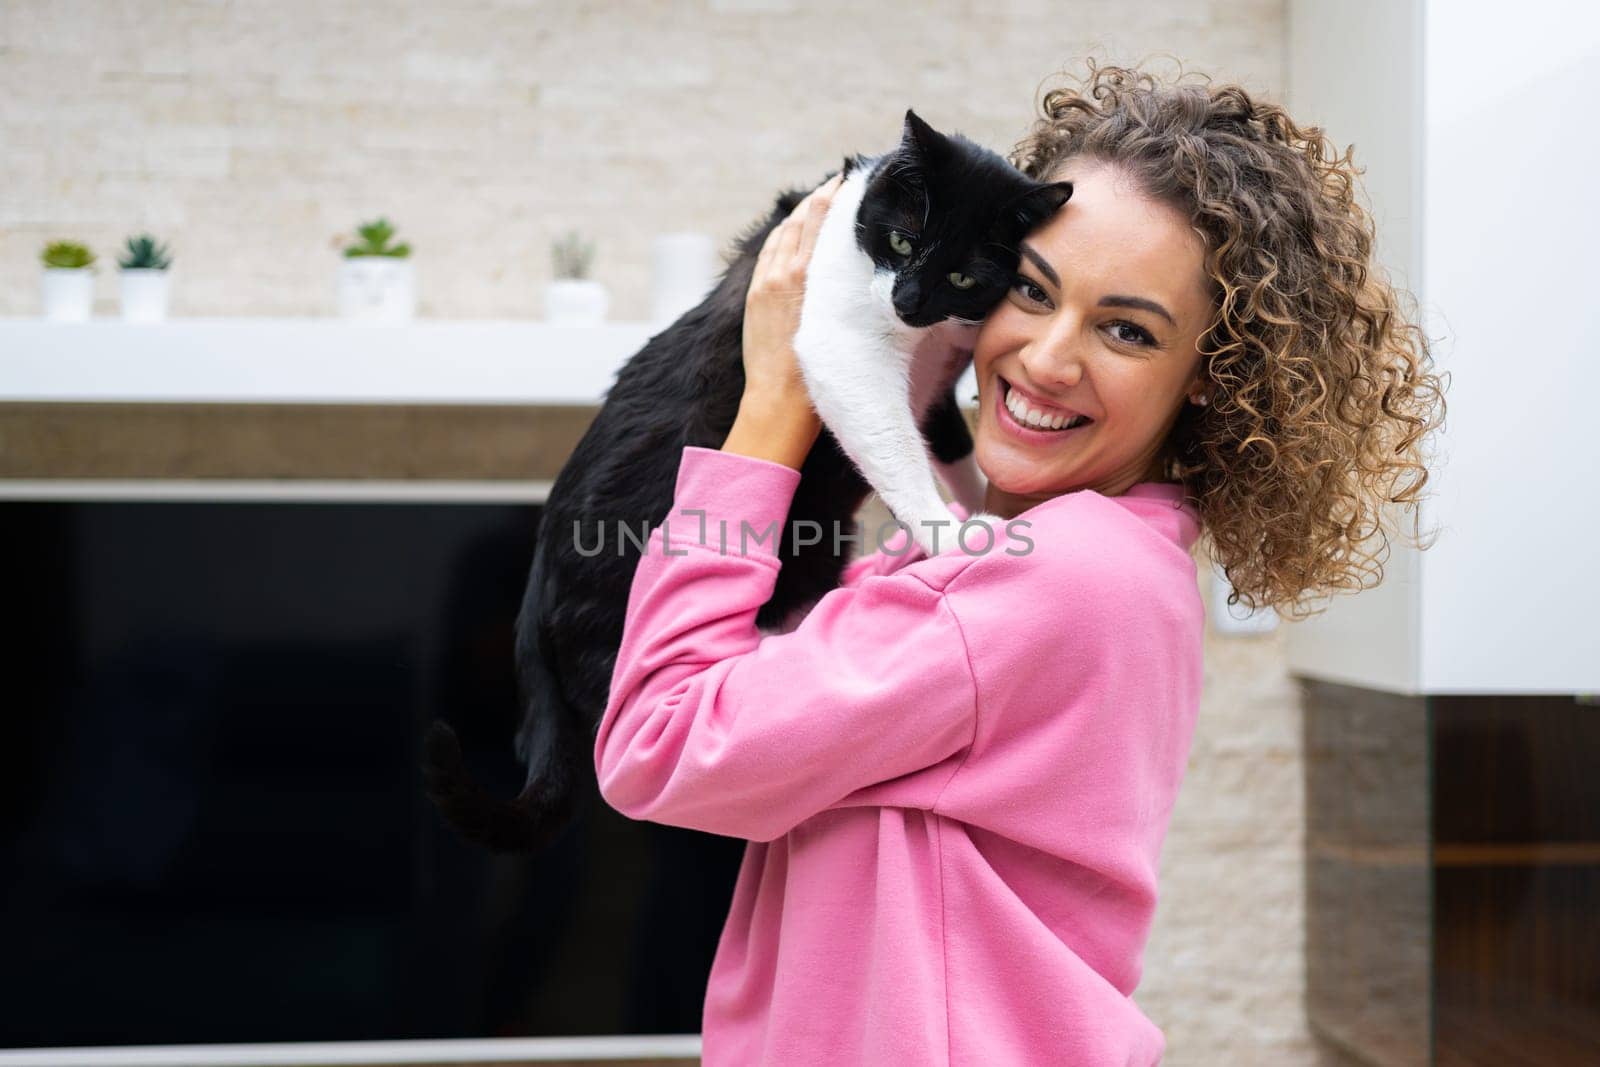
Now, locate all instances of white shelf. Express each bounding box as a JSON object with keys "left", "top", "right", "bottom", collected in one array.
[
  {"left": 0, "top": 1033, "right": 702, "bottom": 1065},
  {"left": 0, "top": 317, "right": 658, "bottom": 405}
]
